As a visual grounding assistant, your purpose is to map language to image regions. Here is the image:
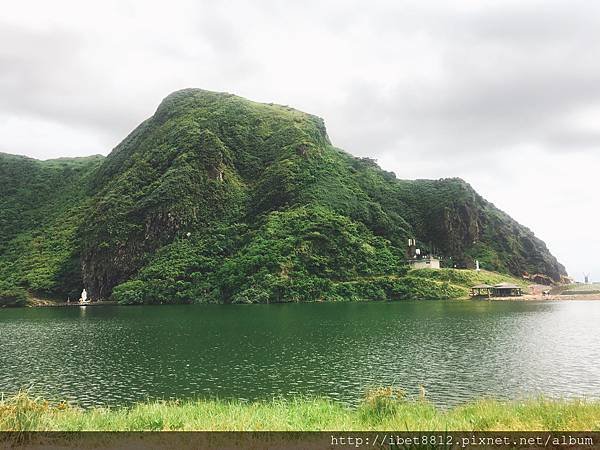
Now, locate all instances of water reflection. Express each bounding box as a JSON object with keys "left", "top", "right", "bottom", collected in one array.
[{"left": 0, "top": 301, "right": 599, "bottom": 408}]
